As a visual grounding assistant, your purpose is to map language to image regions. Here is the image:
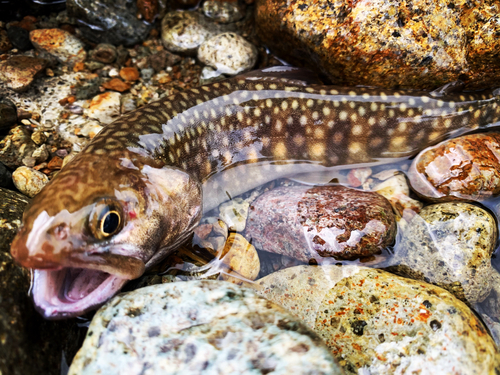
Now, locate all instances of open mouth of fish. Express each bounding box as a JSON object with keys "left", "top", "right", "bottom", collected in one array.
[{"left": 29, "top": 253, "right": 146, "bottom": 319}]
